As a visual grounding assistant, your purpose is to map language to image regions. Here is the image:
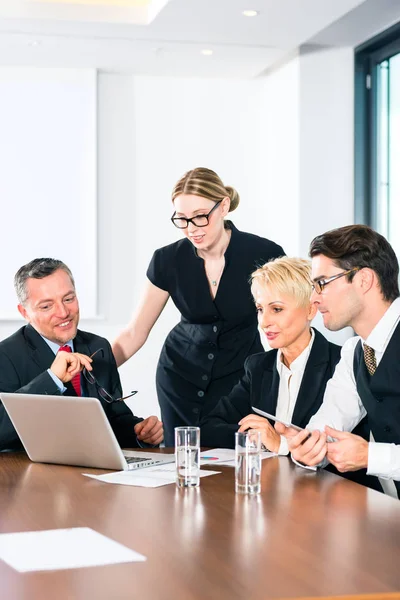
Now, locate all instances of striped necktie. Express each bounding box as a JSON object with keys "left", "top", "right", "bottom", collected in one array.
[{"left": 58, "top": 345, "right": 81, "bottom": 395}]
